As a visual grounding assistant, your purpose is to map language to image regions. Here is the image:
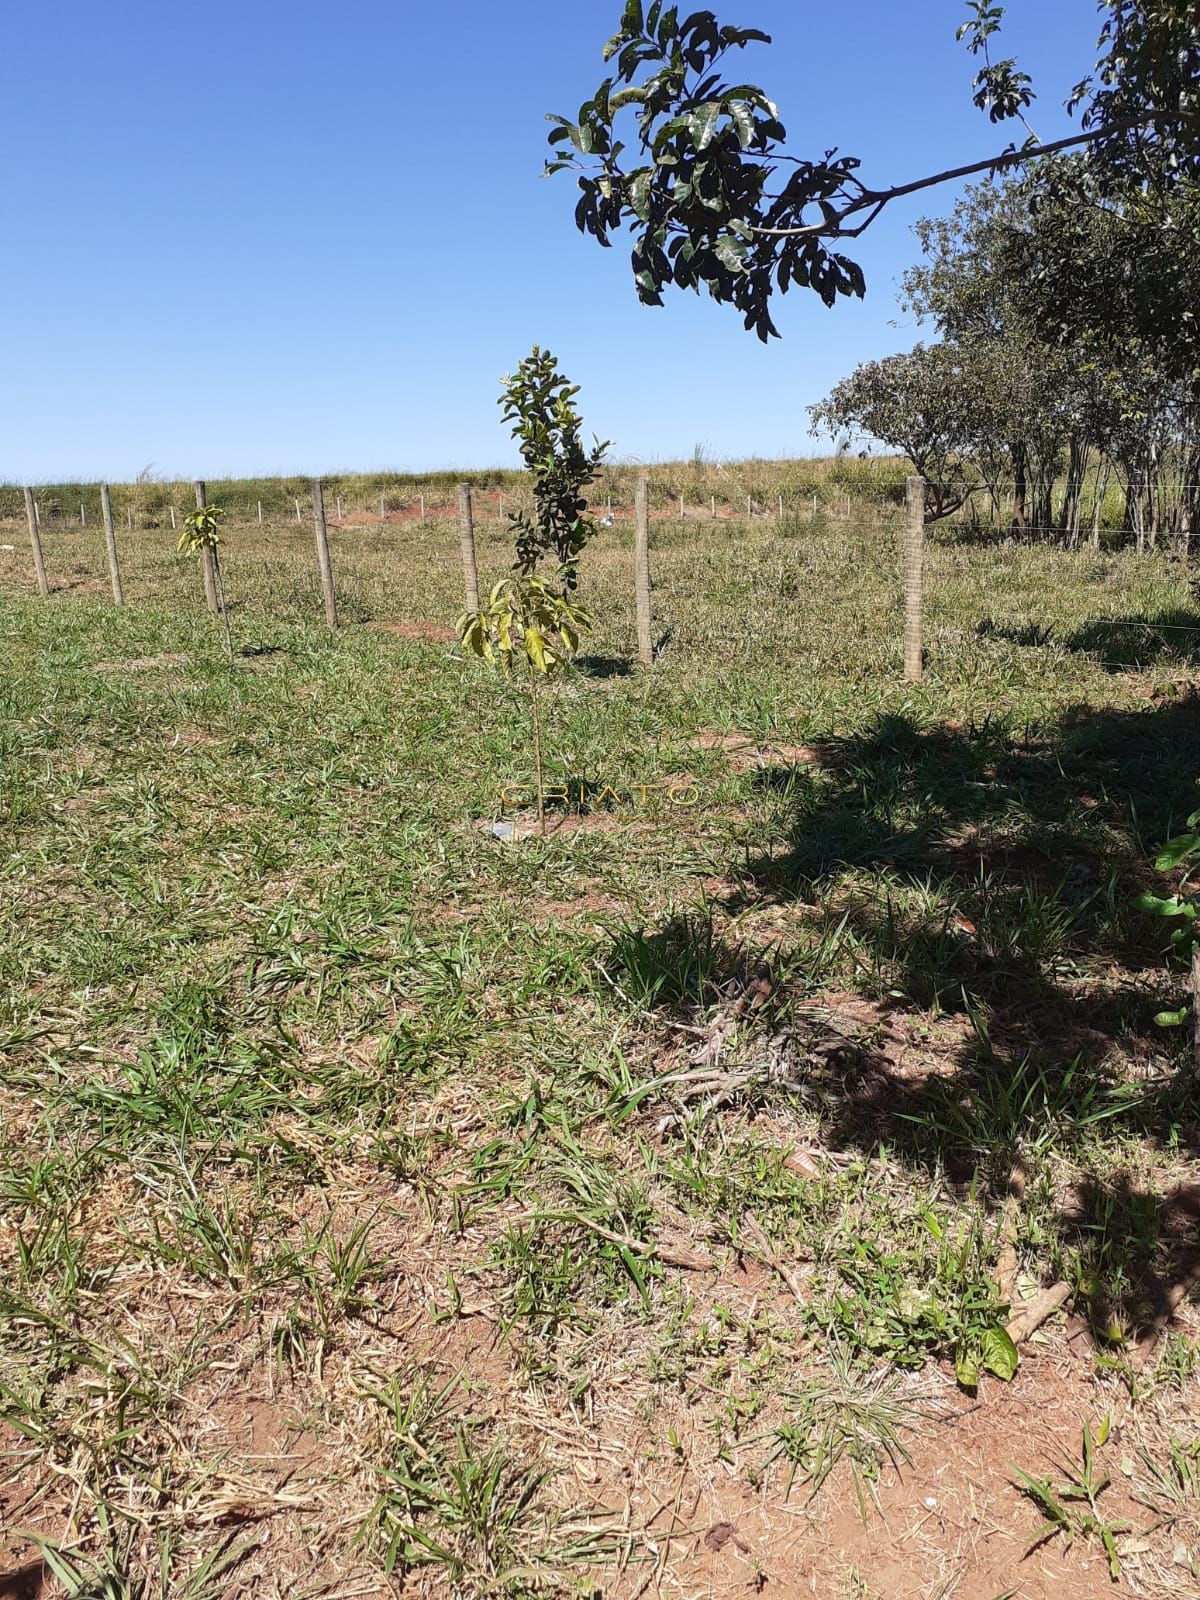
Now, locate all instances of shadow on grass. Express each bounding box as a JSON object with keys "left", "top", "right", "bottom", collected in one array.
[
  {"left": 616, "top": 695, "right": 1200, "bottom": 1343},
  {"left": 977, "top": 618, "right": 1055, "bottom": 649},
  {"left": 606, "top": 910, "right": 768, "bottom": 1017},
  {"left": 1065, "top": 1172, "right": 1200, "bottom": 1345},
  {"left": 1066, "top": 610, "right": 1200, "bottom": 671},
  {"left": 978, "top": 609, "right": 1200, "bottom": 671},
  {"left": 947, "top": 522, "right": 1035, "bottom": 548},
  {"left": 577, "top": 654, "right": 636, "bottom": 679}
]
